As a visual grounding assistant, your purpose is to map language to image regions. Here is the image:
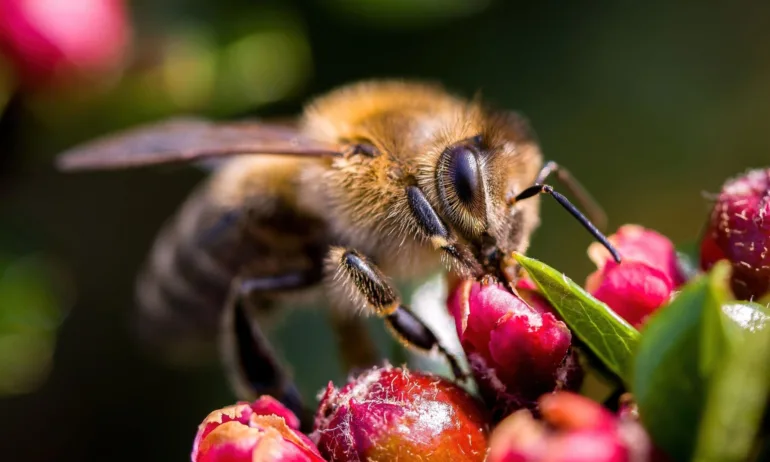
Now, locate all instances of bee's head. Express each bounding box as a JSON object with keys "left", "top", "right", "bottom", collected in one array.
[
  {"left": 424, "top": 112, "right": 544, "bottom": 277},
  {"left": 426, "top": 111, "right": 618, "bottom": 278}
]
